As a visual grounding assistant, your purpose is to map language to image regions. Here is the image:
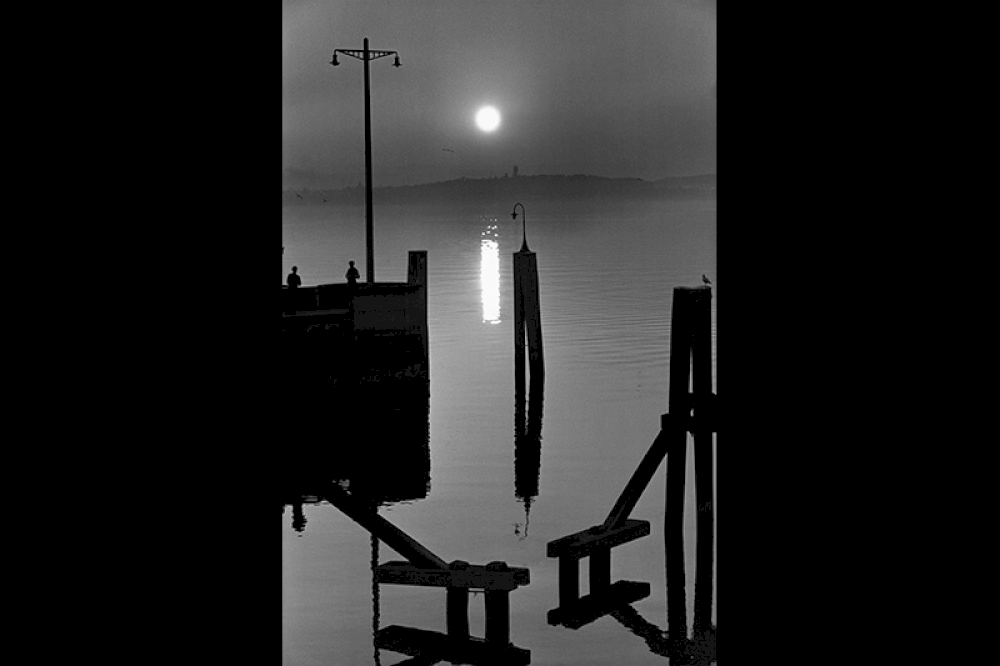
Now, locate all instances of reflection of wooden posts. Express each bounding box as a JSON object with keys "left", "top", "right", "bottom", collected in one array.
[
  {"left": 546, "top": 285, "right": 715, "bottom": 642},
  {"left": 513, "top": 250, "right": 543, "bottom": 396}
]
